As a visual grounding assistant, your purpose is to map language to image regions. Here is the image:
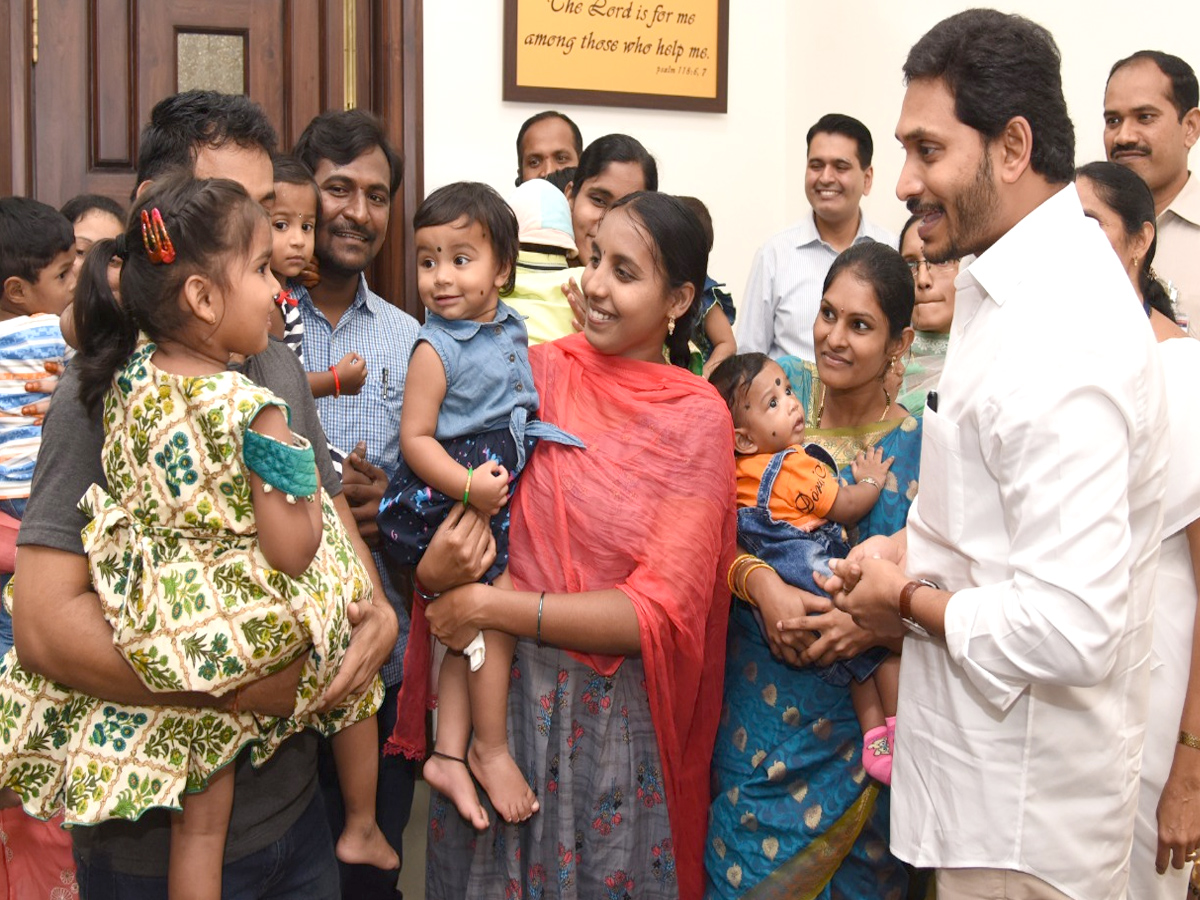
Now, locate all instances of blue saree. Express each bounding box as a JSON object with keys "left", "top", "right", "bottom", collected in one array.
[{"left": 705, "top": 358, "right": 923, "bottom": 900}]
